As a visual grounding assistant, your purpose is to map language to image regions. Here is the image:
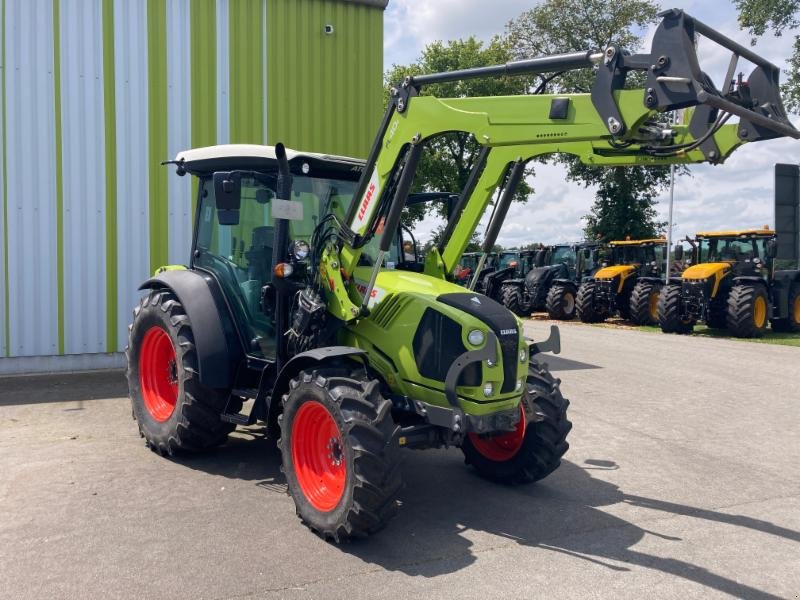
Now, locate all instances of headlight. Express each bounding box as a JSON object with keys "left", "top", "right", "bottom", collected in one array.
[
  {"left": 519, "top": 348, "right": 527, "bottom": 363},
  {"left": 291, "top": 240, "right": 310, "bottom": 260},
  {"left": 483, "top": 382, "right": 494, "bottom": 397},
  {"left": 467, "top": 329, "right": 485, "bottom": 346}
]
